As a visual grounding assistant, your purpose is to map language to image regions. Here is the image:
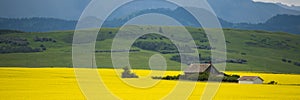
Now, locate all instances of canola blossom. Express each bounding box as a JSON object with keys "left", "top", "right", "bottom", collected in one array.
[{"left": 0, "top": 68, "right": 299, "bottom": 100}]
